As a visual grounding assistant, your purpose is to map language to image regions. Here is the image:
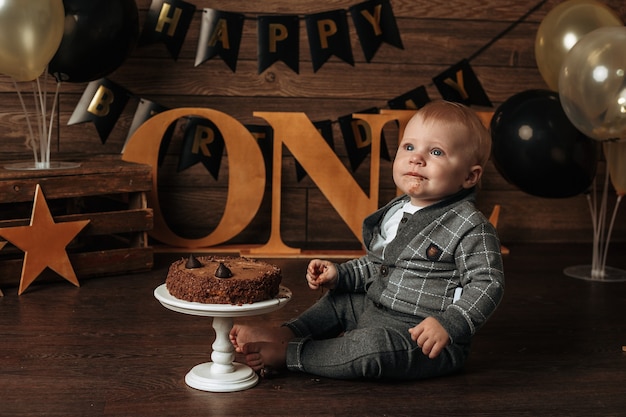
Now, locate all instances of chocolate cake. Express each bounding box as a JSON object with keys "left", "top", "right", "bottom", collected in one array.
[{"left": 165, "top": 255, "right": 282, "bottom": 305}]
